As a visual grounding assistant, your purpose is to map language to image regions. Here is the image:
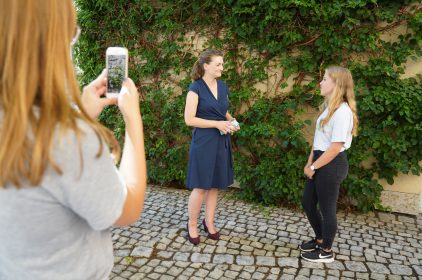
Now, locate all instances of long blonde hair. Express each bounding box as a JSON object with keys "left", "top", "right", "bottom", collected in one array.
[
  {"left": 0, "top": 0, "right": 120, "bottom": 187},
  {"left": 319, "top": 66, "right": 359, "bottom": 136}
]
